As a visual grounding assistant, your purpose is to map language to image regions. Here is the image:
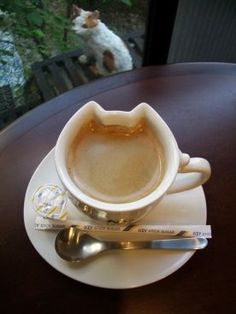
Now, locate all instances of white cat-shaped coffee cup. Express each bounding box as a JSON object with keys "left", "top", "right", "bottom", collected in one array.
[{"left": 55, "top": 101, "right": 211, "bottom": 224}]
